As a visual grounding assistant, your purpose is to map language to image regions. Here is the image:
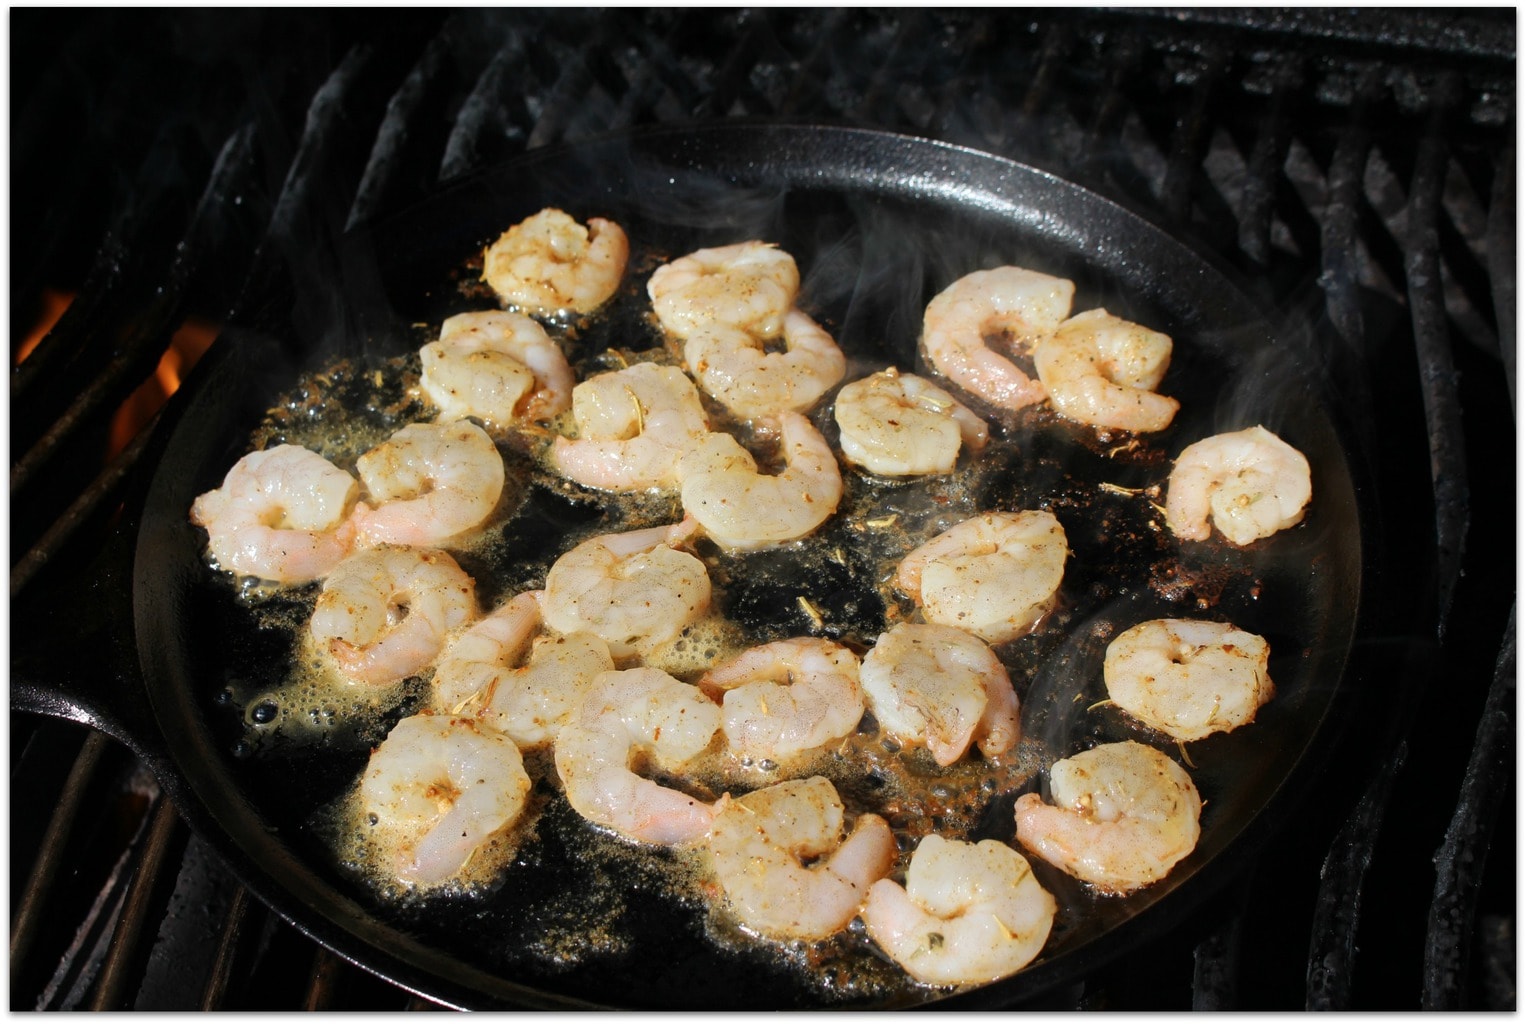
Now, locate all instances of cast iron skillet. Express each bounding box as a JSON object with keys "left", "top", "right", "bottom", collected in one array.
[{"left": 35, "top": 124, "right": 1370, "bottom": 1009}]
